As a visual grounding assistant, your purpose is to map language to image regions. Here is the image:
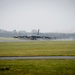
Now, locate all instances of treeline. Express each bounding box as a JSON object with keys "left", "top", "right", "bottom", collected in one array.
[
  {"left": 0, "top": 29, "right": 75, "bottom": 39},
  {"left": 0, "top": 29, "right": 27, "bottom": 37}
]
